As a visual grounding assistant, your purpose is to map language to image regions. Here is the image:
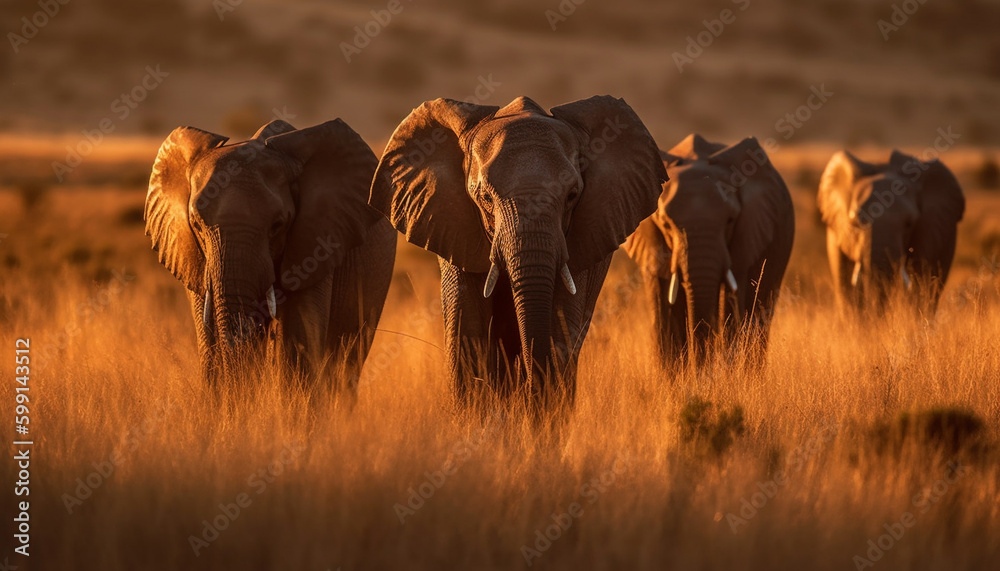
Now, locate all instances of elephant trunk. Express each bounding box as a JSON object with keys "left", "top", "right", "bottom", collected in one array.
[
  {"left": 867, "top": 224, "right": 909, "bottom": 303},
  {"left": 686, "top": 269, "right": 722, "bottom": 362},
  {"left": 496, "top": 206, "right": 560, "bottom": 400},
  {"left": 682, "top": 232, "right": 729, "bottom": 363},
  {"left": 217, "top": 277, "right": 268, "bottom": 343},
  {"left": 203, "top": 233, "right": 275, "bottom": 377}
]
